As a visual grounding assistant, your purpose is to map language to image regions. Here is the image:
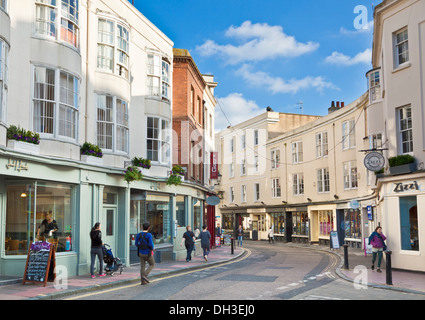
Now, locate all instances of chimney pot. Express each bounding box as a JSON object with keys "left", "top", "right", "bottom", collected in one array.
[
  {"left": 331, "top": 101, "right": 335, "bottom": 108},
  {"left": 336, "top": 101, "right": 340, "bottom": 108}
]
